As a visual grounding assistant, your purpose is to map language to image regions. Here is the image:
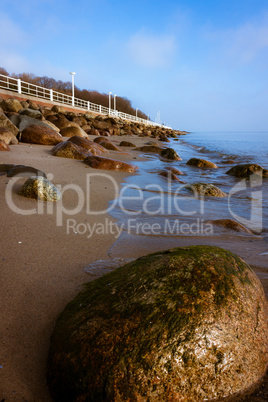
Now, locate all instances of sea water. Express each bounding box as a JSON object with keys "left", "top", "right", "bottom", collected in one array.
[{"left": 109, "top": 132, "right": 268, "bottom": 241}]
